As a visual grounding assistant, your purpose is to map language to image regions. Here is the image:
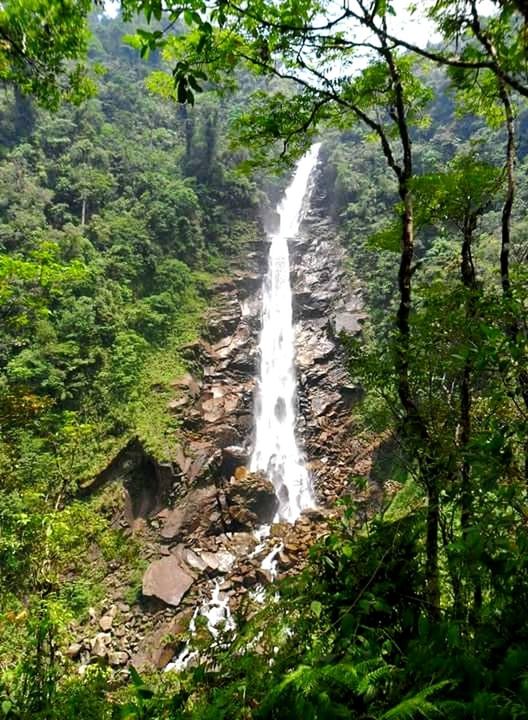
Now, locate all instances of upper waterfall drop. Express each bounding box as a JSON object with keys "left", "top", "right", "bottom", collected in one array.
[{"left": 250, "top": 143, "right": 321, "bottom": 523}]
